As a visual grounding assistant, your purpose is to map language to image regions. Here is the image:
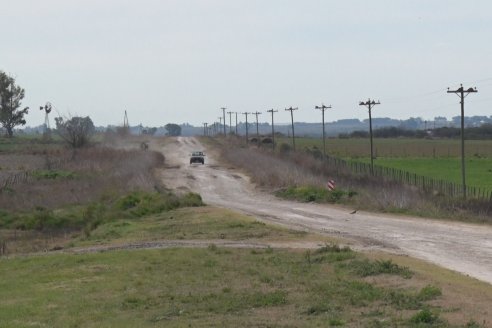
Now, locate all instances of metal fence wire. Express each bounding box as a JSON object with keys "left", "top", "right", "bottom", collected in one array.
[{"left": 326, "top": 156, "right": 492, "bottom": 201}]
